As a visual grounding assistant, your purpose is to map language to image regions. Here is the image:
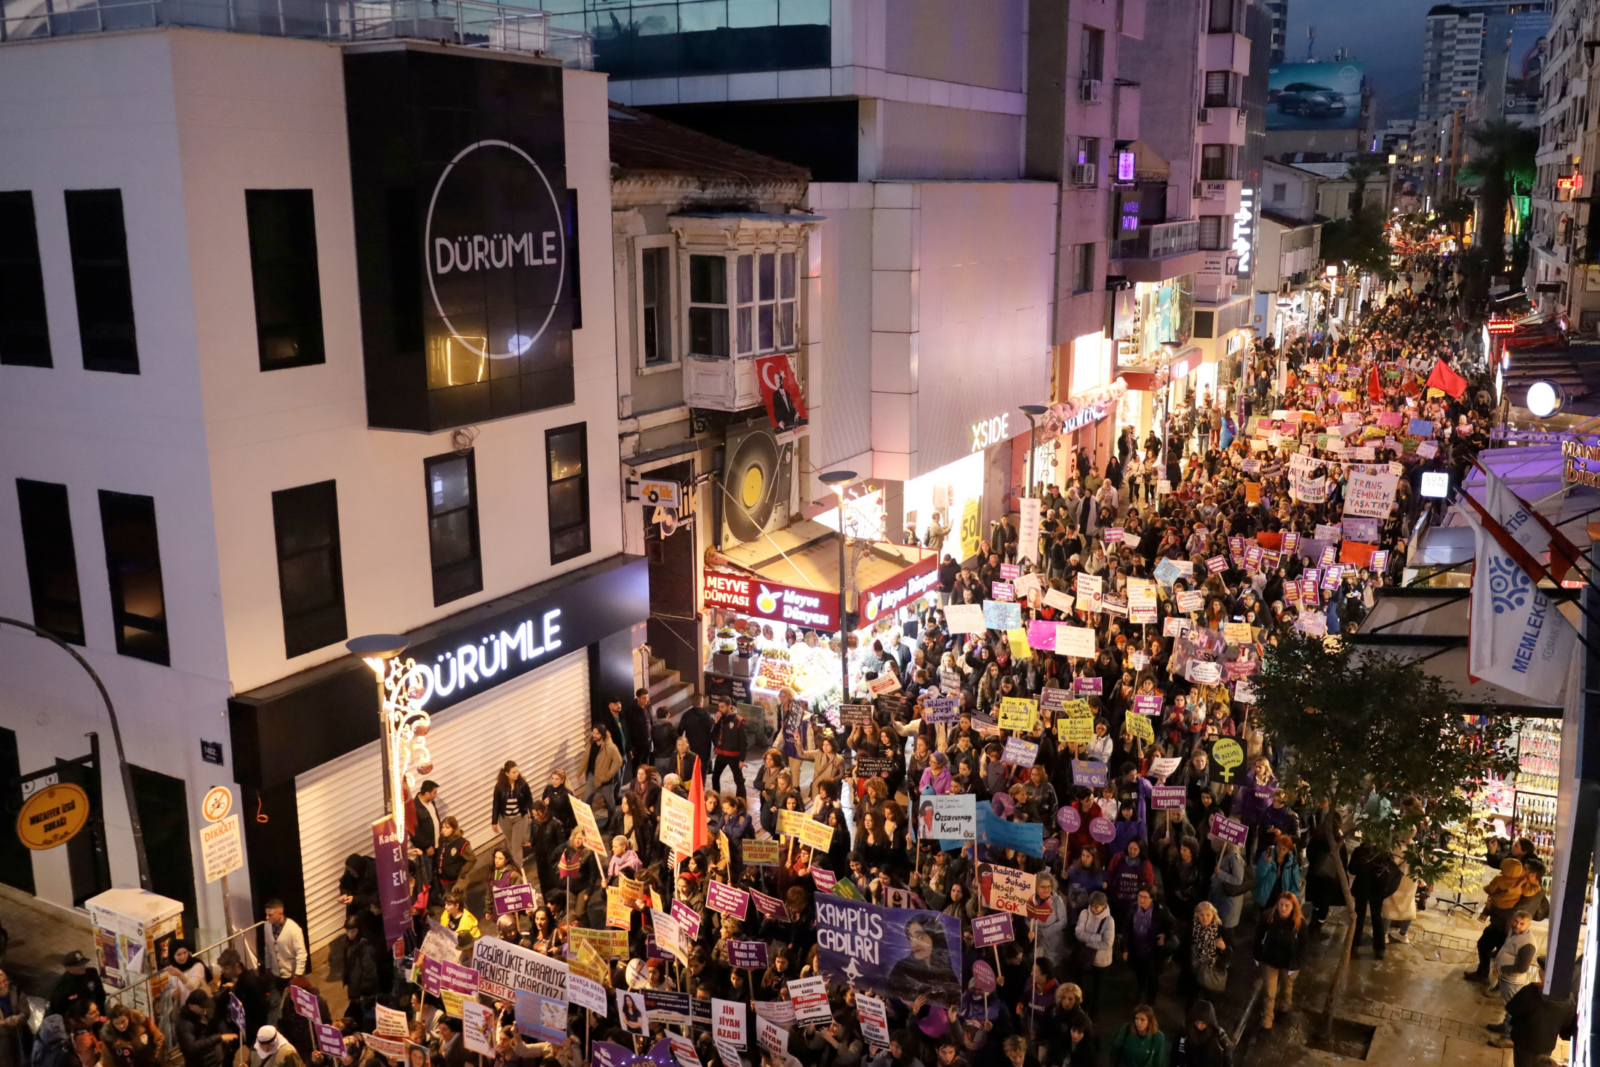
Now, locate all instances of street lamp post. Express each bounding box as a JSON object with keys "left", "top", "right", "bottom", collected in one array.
[
  {"left": 0, "top": 616, "right": 151, "bottom": 890},
  {"left": 818, "top": 470, "right": 857, "bottom": 705},
  {"left": 347, "top": 634, "right": 414, "bottom": 820},
  {"left": 1020, "top": 404, "right": 1049, "bottom": 496}
]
